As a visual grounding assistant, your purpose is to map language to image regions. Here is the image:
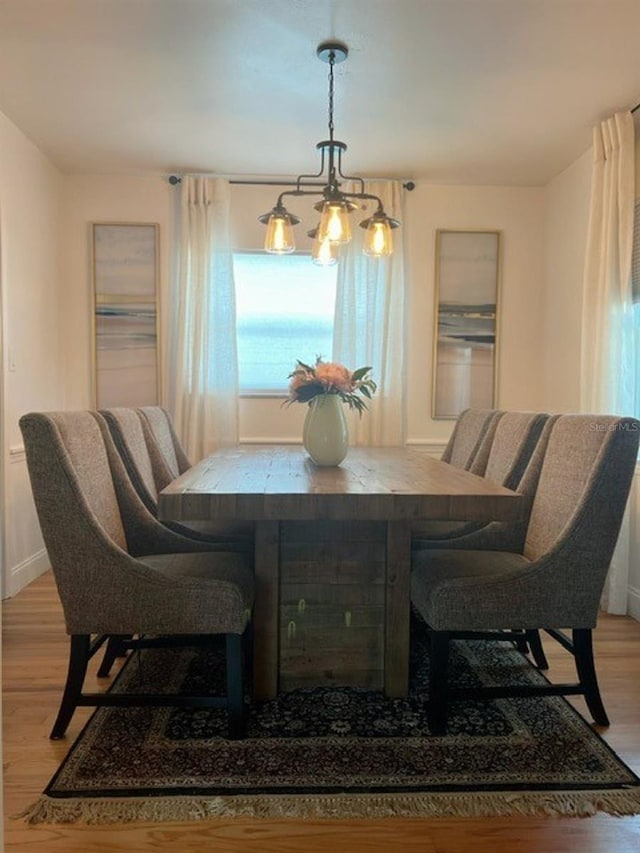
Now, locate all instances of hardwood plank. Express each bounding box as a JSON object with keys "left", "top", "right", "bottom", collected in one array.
[
  {"left": 280, "top": 520, "right": 386, "bottom": 542},
  {"left": 384, "top": 520, "right": 412, "bottom": 697},
  {"left": 253, "top": 521, "right": 280, "bottom": 700},
  {"left": 4, "top": 571, "right": 640, "bottom": 852},
  {"left": 280, "top": 583, "right": 385, "bottom": 607},
  {"left": 280, "top": 603, "right": 385, "bottom": 629}
]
